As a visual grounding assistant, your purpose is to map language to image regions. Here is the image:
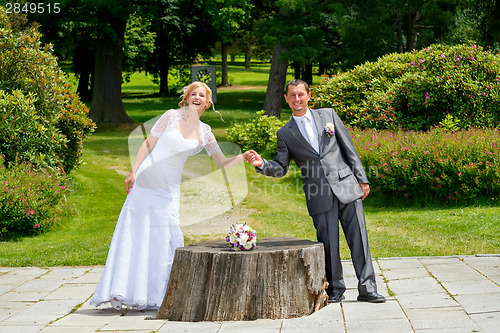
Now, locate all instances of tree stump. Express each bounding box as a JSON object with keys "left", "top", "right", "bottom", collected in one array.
[{"left": 156, "top": 237, "right": 327, "bottom": 322}]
